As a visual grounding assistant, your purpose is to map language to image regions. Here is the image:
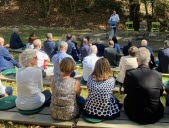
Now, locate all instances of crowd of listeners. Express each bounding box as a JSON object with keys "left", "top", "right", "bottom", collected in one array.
[{"left": 1, "top": 28, "right": 169, "bottom": 125}]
